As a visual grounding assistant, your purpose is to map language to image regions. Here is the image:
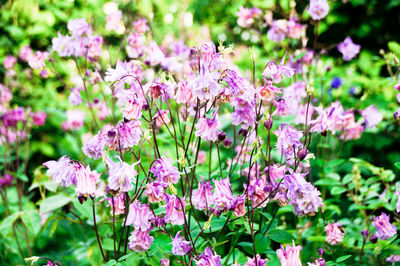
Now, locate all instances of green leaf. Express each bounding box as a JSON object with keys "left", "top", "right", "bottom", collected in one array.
[
  {"left": 72, "top": 198, "right": 93, "bottom": 219},
  {"left": 104, "top": 259, "right": 117, "bottom": 266},
  {"left": 336, "top": 255, "right": 352, "bottom": 263},
  {"left": 267, "top": 229, "right": 294, "bottom": 243},
  {"left": 0, "top": 211, "right": 23, "bottom": 236},
  {"left": 21, "top": 210, "right": 41, "bottom": 235},
  {"left": 394, "top": 162, "right": 400, "bottom": 169},
  {"left": 331, "top": 187, "right": 347, "bottom": 195},
  {"left": 40, "top": 194, "right": 71, "bottom": 213}
]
